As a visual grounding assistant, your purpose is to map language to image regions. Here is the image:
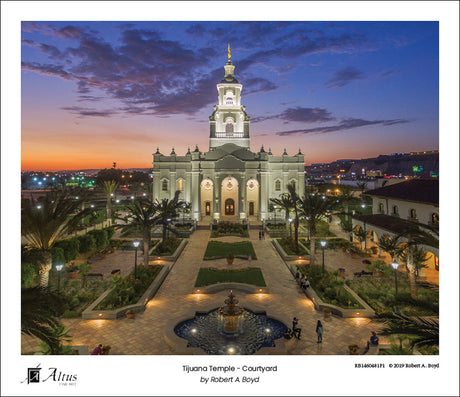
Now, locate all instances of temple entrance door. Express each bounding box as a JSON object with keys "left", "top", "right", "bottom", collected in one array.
[
  {"left": 205, "top": 202, "right": 211, "bottom": 216},
  {"left": 249, "top": 201, "right": 254, "bottom": 216},
  {"left": 225, "top": 199, "right": 235, "bottom": 215}
]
